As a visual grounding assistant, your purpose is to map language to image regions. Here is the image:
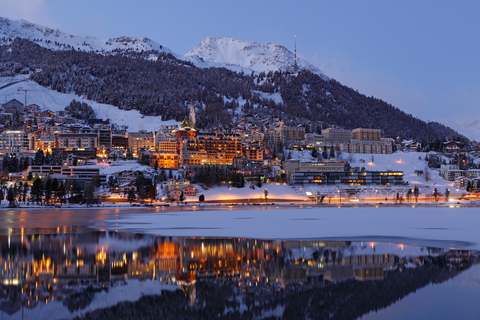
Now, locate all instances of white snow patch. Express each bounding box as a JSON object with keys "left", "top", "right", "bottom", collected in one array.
[{"left": 0, "top": 79, "right": 179, "bottom": 131}]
